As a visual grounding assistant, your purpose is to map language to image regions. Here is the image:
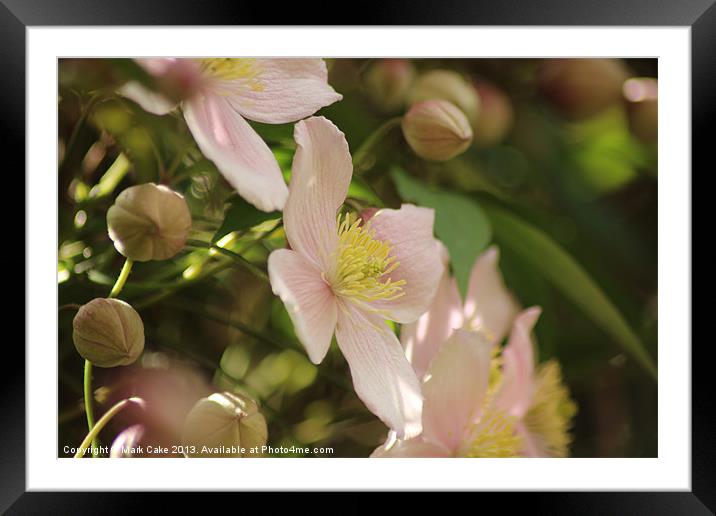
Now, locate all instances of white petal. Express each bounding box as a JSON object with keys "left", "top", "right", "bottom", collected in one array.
[
  {"left": 268, "top": 249, "right": 338, "bottom": 364},
  {"left": 422, "top": 329, "right": 494, "bottom": 452},
  {"left": 183, "top": 92, "right": 287, "bottom": 212},
  {"left": 335, "top": 301, "right": 423, "bottom": 439}
]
